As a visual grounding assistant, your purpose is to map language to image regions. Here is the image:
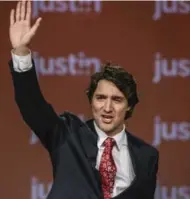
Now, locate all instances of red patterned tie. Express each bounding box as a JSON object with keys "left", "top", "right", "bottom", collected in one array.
[{"left": 99, "top": 137, "right": 117, "bottom": 199}]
